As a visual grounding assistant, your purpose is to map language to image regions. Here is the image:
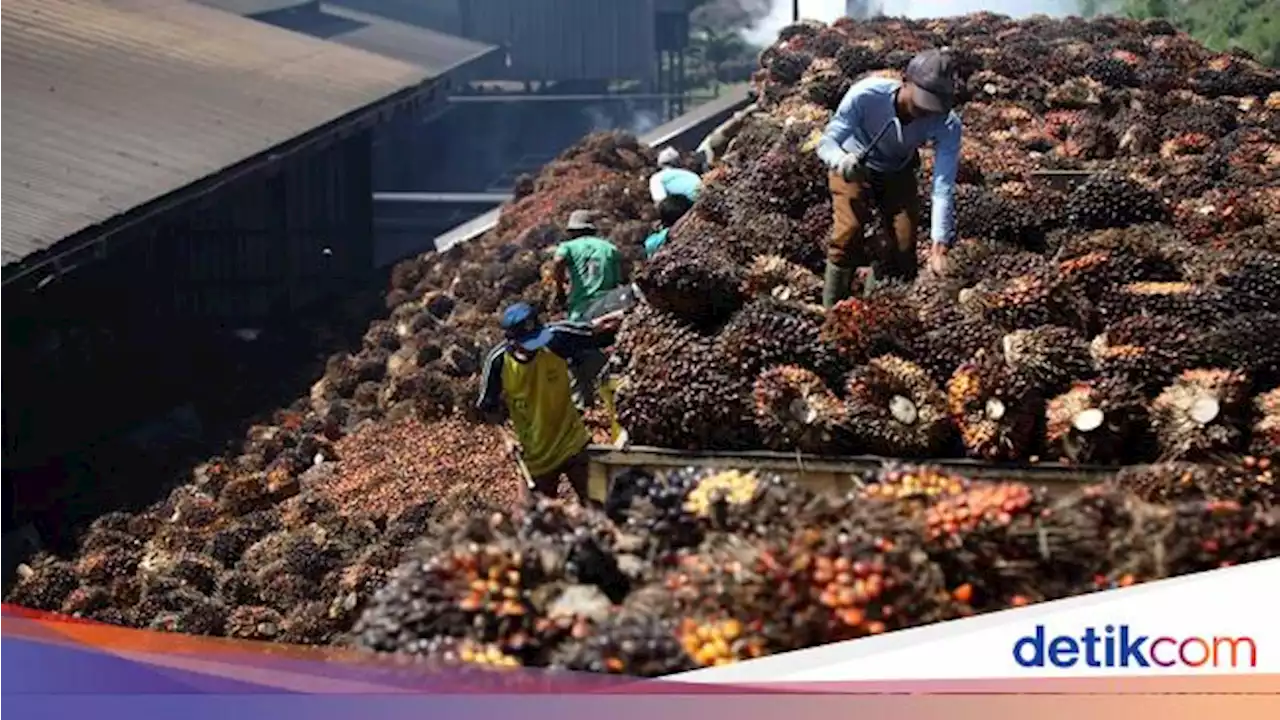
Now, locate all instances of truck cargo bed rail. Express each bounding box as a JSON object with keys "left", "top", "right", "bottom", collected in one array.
[{"left": 585, "top": 444, "right": 1123, "bottom": 501}]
